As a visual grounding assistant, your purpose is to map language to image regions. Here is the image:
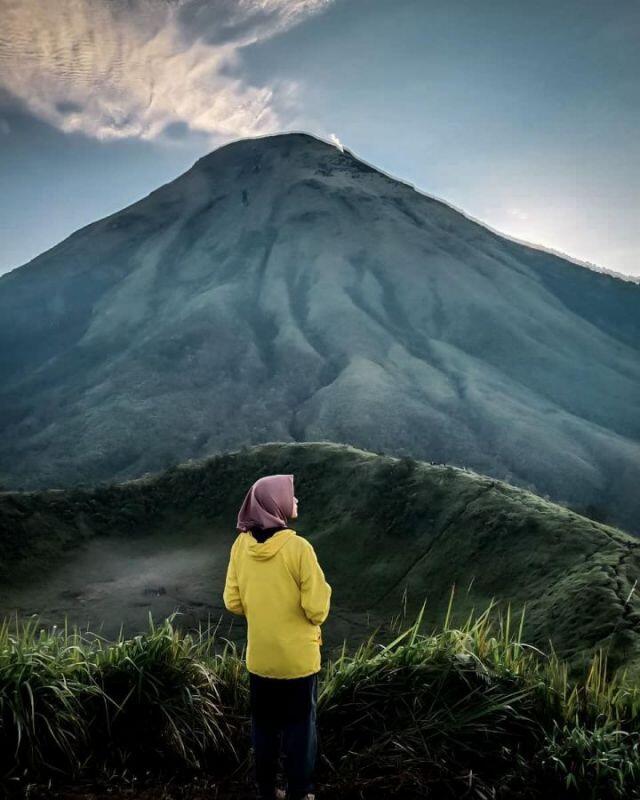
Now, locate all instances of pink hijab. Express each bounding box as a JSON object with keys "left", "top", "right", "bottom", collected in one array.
[{"left": 236, "top": 474, "right": 295, "bottom": 532}]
